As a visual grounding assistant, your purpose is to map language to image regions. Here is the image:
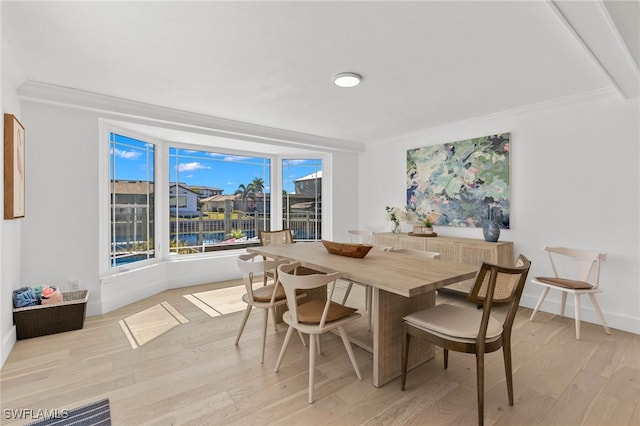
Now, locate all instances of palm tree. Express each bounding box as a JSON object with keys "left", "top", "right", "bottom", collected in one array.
[
  {"left": 251, "top": 177, "right": 265, "bottom": 194},
  {"left": 234, "top": 183, "right": 256, "bottom": 211}
]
